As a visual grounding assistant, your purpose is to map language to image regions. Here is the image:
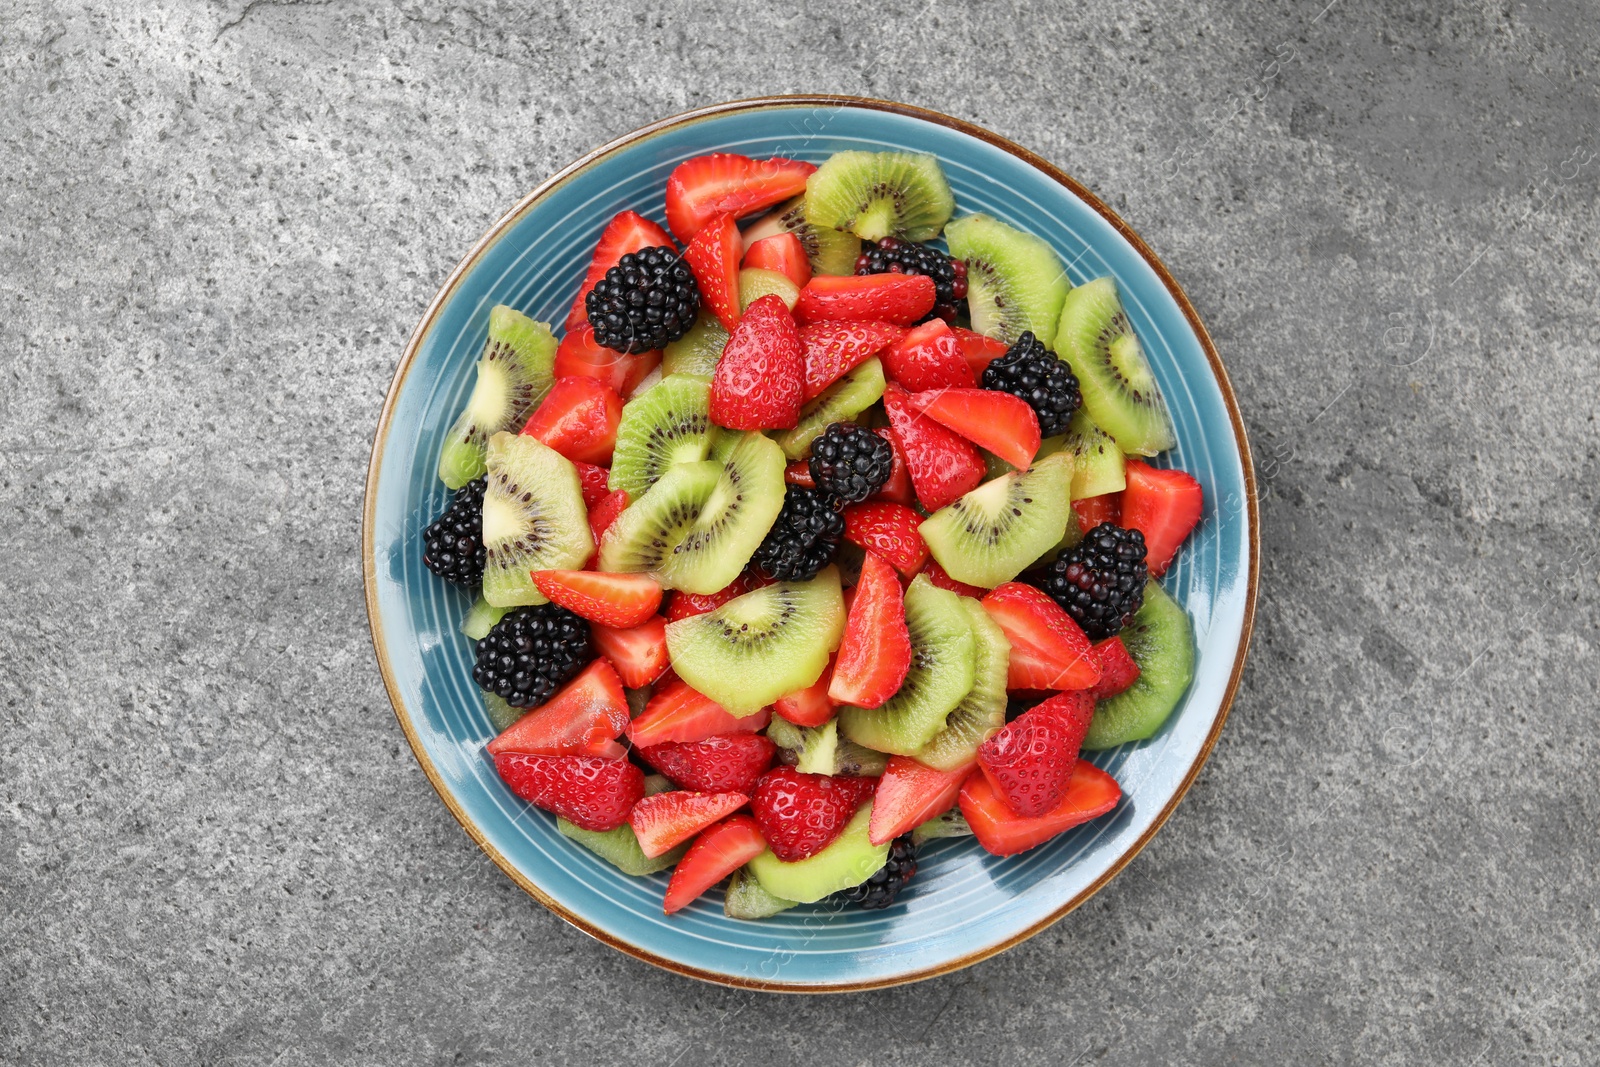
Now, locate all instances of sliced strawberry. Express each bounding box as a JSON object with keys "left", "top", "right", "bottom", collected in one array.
[
  {"left": 953, "top": 326, "right": 1010, "bottom": 377},
  {"left": 566, "top": 210, "right": 676, "bottom": 330},
  {"left": 743, "top": 232, "right": 811, "bottom": 288},
  {"left": 798, "top": 320, "right": 908, "bottom": 400},
  {"left": 882, "top": 320, "right": 977, "bottom": 393},
  {"left": 555, "top": 325, "right": 660, "bottom": 396},
  {"left": 663, "top": 572, "right": 770, "bottom": 622},
  {"left": 793, "top": 273, "right": 937, "bottom": 326},
  {"left": 591, "top": 614, "right": 669, "bottom": 688},
  {"left": 585, "top": 487, "right": 630, "bottom": 568},
  {"left": 683, "top": 213, "right": 742, "bottom": 331},
  {"left": 784, "top": 461, "right": 817, "bottom": 488},
  {"left": 841, "top": 502, "right": 929, "bottom": 578},
  {"left": 1089, "top": 636, "right": 1141, "bottom": 700},
  {"left": 871, "top": 427, "right": 916, "bottom": 505},
  {"left": 664, "top": 154, "right": 815, "bottom": 244},
  {"left": 1033, "top": 689, "right": 1096, "bottom": 753},
  {"left": 639, "top": 733, "right": 778, "bottom": 795},
  {"left": 1073, "top": 492, "right": 1122, "bottom": 533},
  {"left": 868, "top": 756, "right": 974, "bottom": 845},
  {"left": 709, "top": 294, "right": 804, "bottom": 430},
  {"left": 882, "top": 383, "right": 986, "bottom": 512},
  {"left": 520, "top": 376, "right": 623, "bottom": 466},
  {"left": 663, "top": 814, "right": 767, "bottom": 914},
  {"left": 493, "top": 752, "right": 644, "bottom": 832},
  {"left": 571, "top": 461, "right": 612, "bottom": 509},
  {"left": 1120, "top": 459, "right": 1203, "bottom": 578},
  {"left": 960, "top": 759, "right": 1121, "bottom": 856},
  {"left": 981, "top": 582, "right": 1101, "bottom": 691},
  {"left": 919, "top": 559, "right": 989, "bottom": 599},
  {"left": 750, "top": 767, "right": 869, "bottom": 862},
  {"left": 977, "top": 702, "right": 1080, "bottom": 818},
  {"left": 773, "top": 658, "right": 837, "bottom": 727},
  {"left": 485, "top": 659, "right": 630, "bottom": 758},
  {"left": 828, "top": 552, "right": 912, "bottom": 708},
  {"left": 629, "top": 790, "right": 751, "bottom": 858},
  {"left": 531, "top": 569, "right": 660, "bottom": 628},
  {"left": 627, "top": 678, "right": 771, "bottom": 748},
  {"left": 907, "top": 387, "right": 1041, "bottom": 471}
]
